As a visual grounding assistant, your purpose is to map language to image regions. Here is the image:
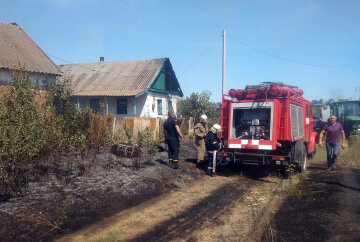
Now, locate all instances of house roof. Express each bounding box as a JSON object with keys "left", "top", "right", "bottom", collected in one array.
[
  {"left": 59, "top": 57, "right": 180, "bottom": 96},
  {"left": 0, "top": 22, "right": 61, "bottom": 75}
]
